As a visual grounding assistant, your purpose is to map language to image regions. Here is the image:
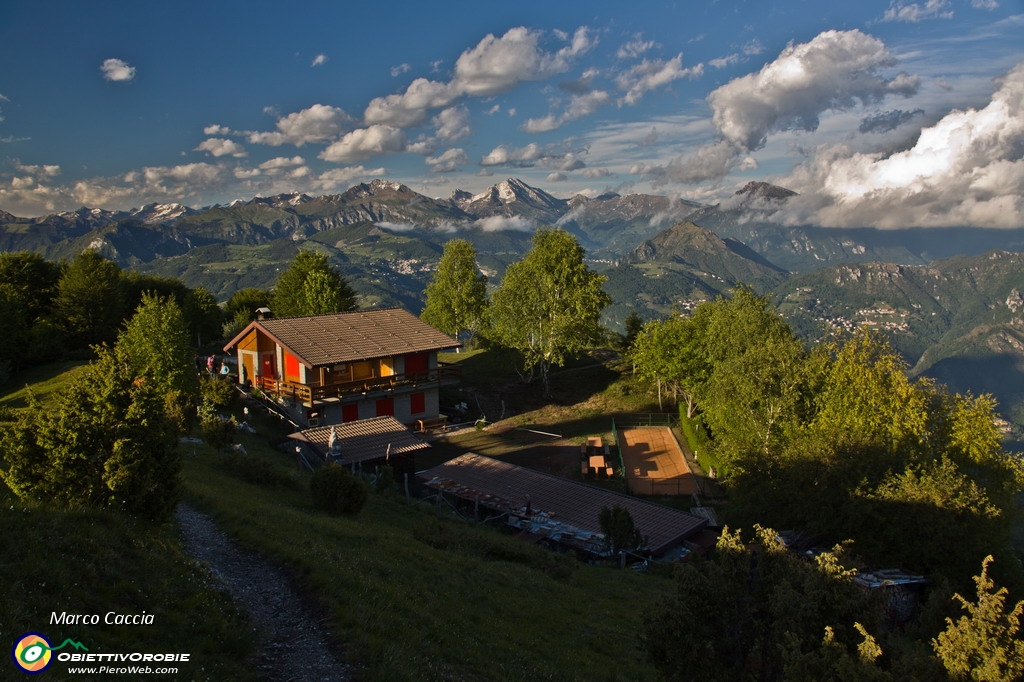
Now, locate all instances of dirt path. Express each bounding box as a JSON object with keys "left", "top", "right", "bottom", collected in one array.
[{"left": 176, "top": 503, "right": 351, "bottom": 681}]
